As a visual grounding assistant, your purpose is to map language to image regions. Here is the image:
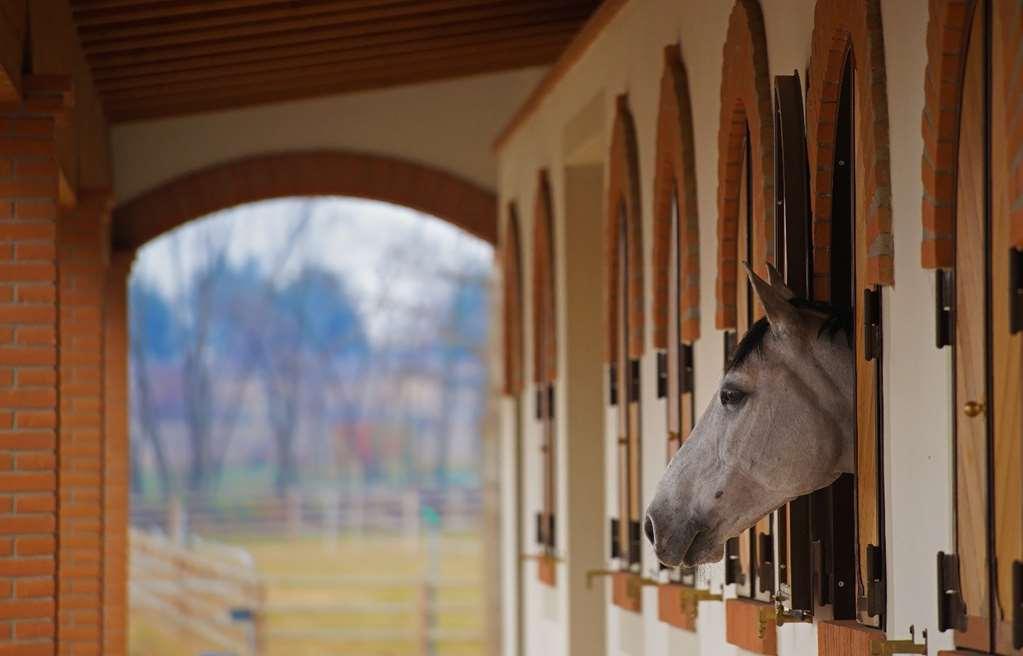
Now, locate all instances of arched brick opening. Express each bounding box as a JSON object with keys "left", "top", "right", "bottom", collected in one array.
[
  {"left": 715, "top": 0, "right": 773, "bottom": 330},
  {"left": 503, "top": 202, "right": 525, "bottom": 396},
  {"left": 111, "top": 150, "right": 499, "bottom": 252},
  {"left": 806, "top": 0, "right": 893, "bottom": 297},
  {"left": 605, "top": 94, "right": 645, "bottom": 361},
  {"left": 651, "top": 44, "right": 701, "bottom": 347},
  {"left": 532, "top": 170, "right": 557, "bottom": 384}
]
